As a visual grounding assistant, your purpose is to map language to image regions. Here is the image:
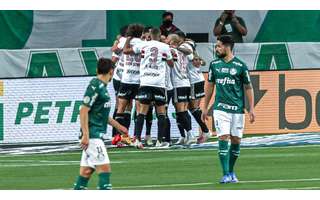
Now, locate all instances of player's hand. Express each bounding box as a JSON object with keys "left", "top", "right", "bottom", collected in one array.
[
  {"left": 231, "top": 16, "right": 239, "bottom": 24},
  {"left": 117, "top": 125, "right": 128, "bottom": 136},
  {"left": 80, "top": 135, "right": 89, "bottom": 150},
  {"left": 220, "top": 12, "right": 228, "bottom": 22},
  {"left": 201, "top": 109, "right": 209, "bottom": 122},
  {"left": 248, "top": 110, "right": 255, "bottom": 123}
]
